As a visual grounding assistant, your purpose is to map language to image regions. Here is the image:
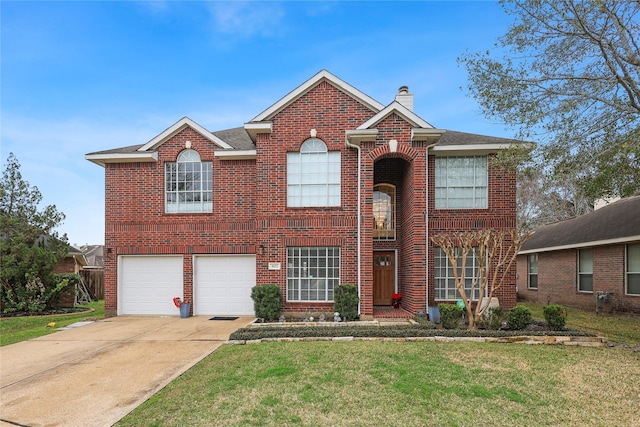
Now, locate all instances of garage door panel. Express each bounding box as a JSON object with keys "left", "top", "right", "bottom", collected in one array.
[
  {"left": 119, "top": 256, "right": 183, "bottom": 315},
  {"left": 194, "top": 255, "right": 255, "bottom": 316}
]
